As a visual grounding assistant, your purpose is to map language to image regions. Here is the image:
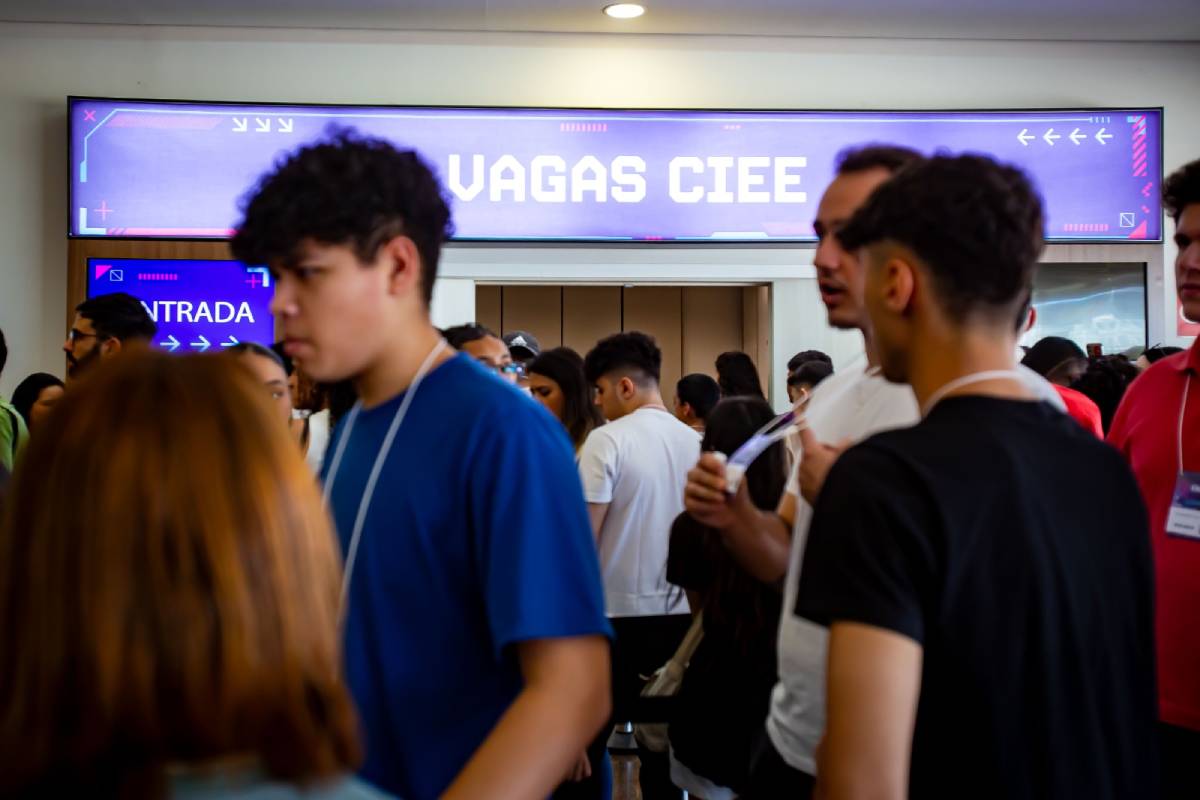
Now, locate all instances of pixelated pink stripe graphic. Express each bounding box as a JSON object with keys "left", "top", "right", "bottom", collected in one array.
[
  {"left": 1130, "top": 116, "right": 1147, "bottom": 178},
  {"left": 108, "top": 114, "right": 223, "bottom": 130}
]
